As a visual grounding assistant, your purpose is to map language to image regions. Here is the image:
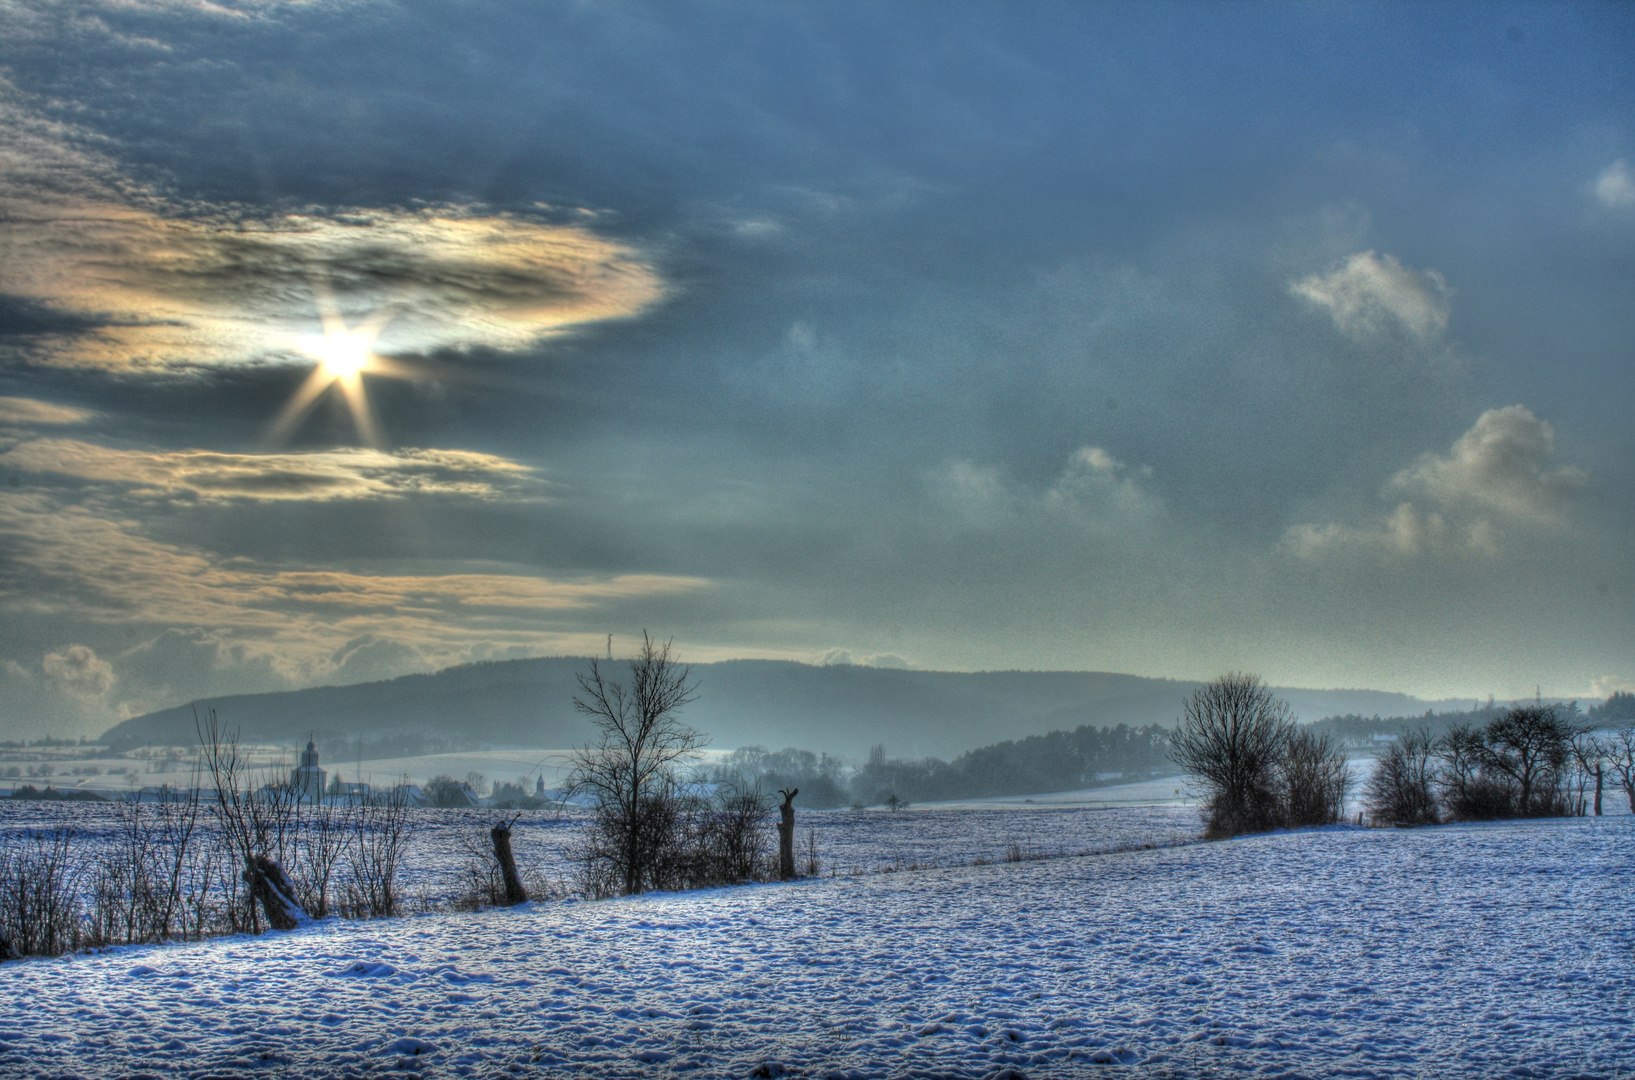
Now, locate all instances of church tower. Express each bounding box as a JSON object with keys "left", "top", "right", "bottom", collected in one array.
[{"left": 290, "top": 739, "right": 327, "bottom": 802}]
